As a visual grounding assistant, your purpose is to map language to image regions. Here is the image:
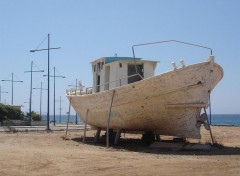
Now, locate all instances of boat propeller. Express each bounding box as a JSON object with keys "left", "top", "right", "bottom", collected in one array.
[{"left": 196, "top": 113, "right": 210, "bottom": 130}]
